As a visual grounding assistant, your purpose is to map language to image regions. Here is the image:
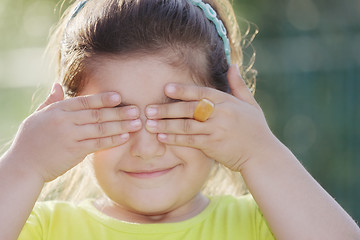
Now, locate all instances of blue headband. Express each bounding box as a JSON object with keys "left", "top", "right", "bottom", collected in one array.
[
  {"left": 188, "top": 0, "right": 231, "bottom": 65},
  {"left": 70, "top": 1, "right": 87, "bottom": 19},
  {"left": 70, "top": 0, "right": 231, "bottom": 65}
]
